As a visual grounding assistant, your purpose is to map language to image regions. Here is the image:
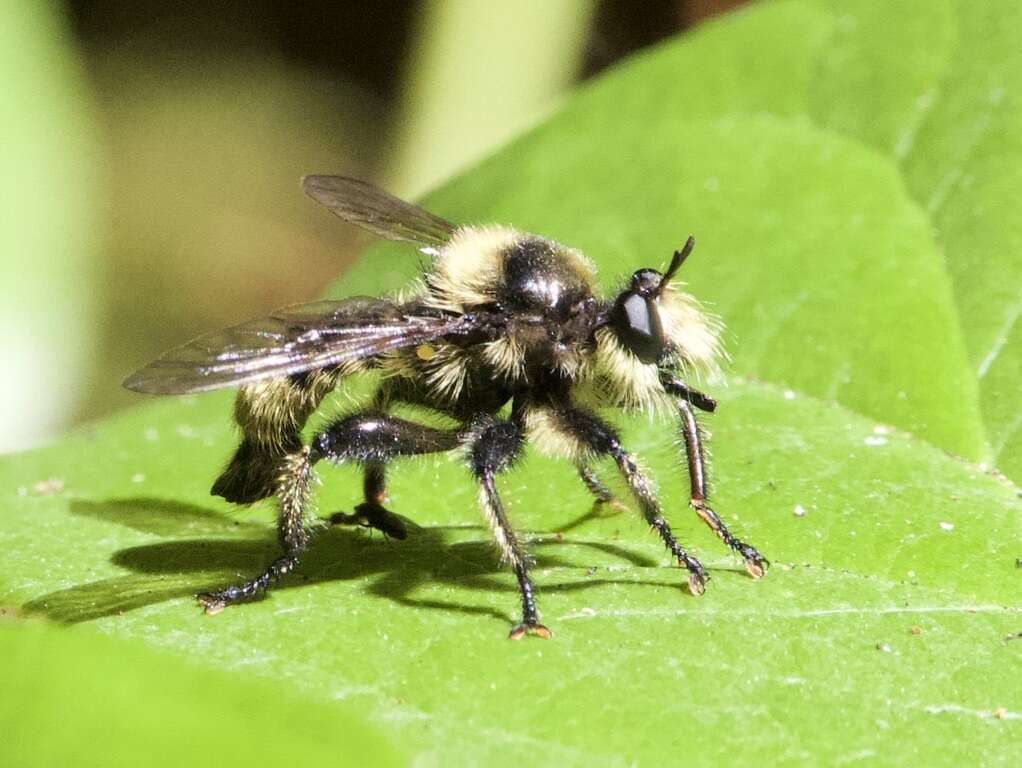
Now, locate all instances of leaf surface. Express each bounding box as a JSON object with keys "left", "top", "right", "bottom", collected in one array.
[{"left": 3, "top": 1, "right": 1020, "bottom": 765}]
